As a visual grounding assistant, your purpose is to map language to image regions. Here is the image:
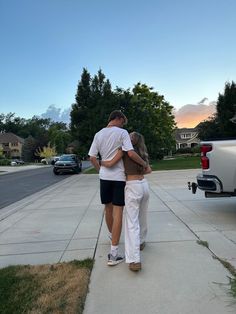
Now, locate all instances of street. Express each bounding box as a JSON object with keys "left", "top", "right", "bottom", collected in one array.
[{"left": 0, "top": 161, "right": 91, "bottom": 209}]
